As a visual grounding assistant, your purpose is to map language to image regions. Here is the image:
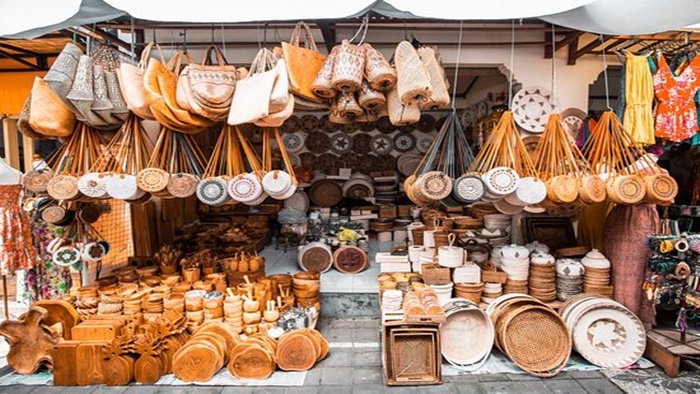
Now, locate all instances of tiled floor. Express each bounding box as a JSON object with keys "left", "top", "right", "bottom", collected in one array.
[{"left": 261, "top": 241, "right": 384, "bottom": 294}]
